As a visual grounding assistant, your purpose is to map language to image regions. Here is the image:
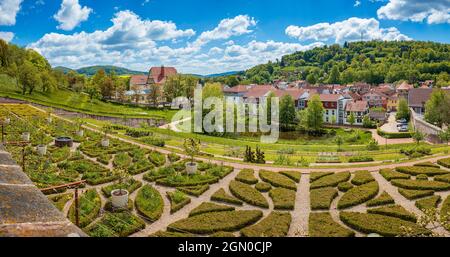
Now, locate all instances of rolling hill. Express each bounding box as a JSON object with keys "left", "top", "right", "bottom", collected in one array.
[{"left": 54, "top": 65, "right": 147, "bottom": 76}]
